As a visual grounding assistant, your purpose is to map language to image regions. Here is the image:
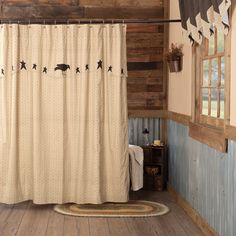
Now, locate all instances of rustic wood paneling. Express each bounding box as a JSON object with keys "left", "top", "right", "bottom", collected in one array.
[
  {"left": 84, "top": 7, "right": 164, "bottom": 19},
  {"left": 0, "top": 1, "right": 164, "bottom": 20},
  {"left": 126, "top": 21, "right": 165, "bottom": 112},
  {"left": 128, "top": 110, "right": 166, "bottom": 118},
  {"left": 80, "top": 0, "right": 164, "bottom": 7},
  {"left": 127, "top": 62, "right": 163, "bottom": 71},
  {"left": 0, "top": 0, "right": 168, "bottom": 113}
]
